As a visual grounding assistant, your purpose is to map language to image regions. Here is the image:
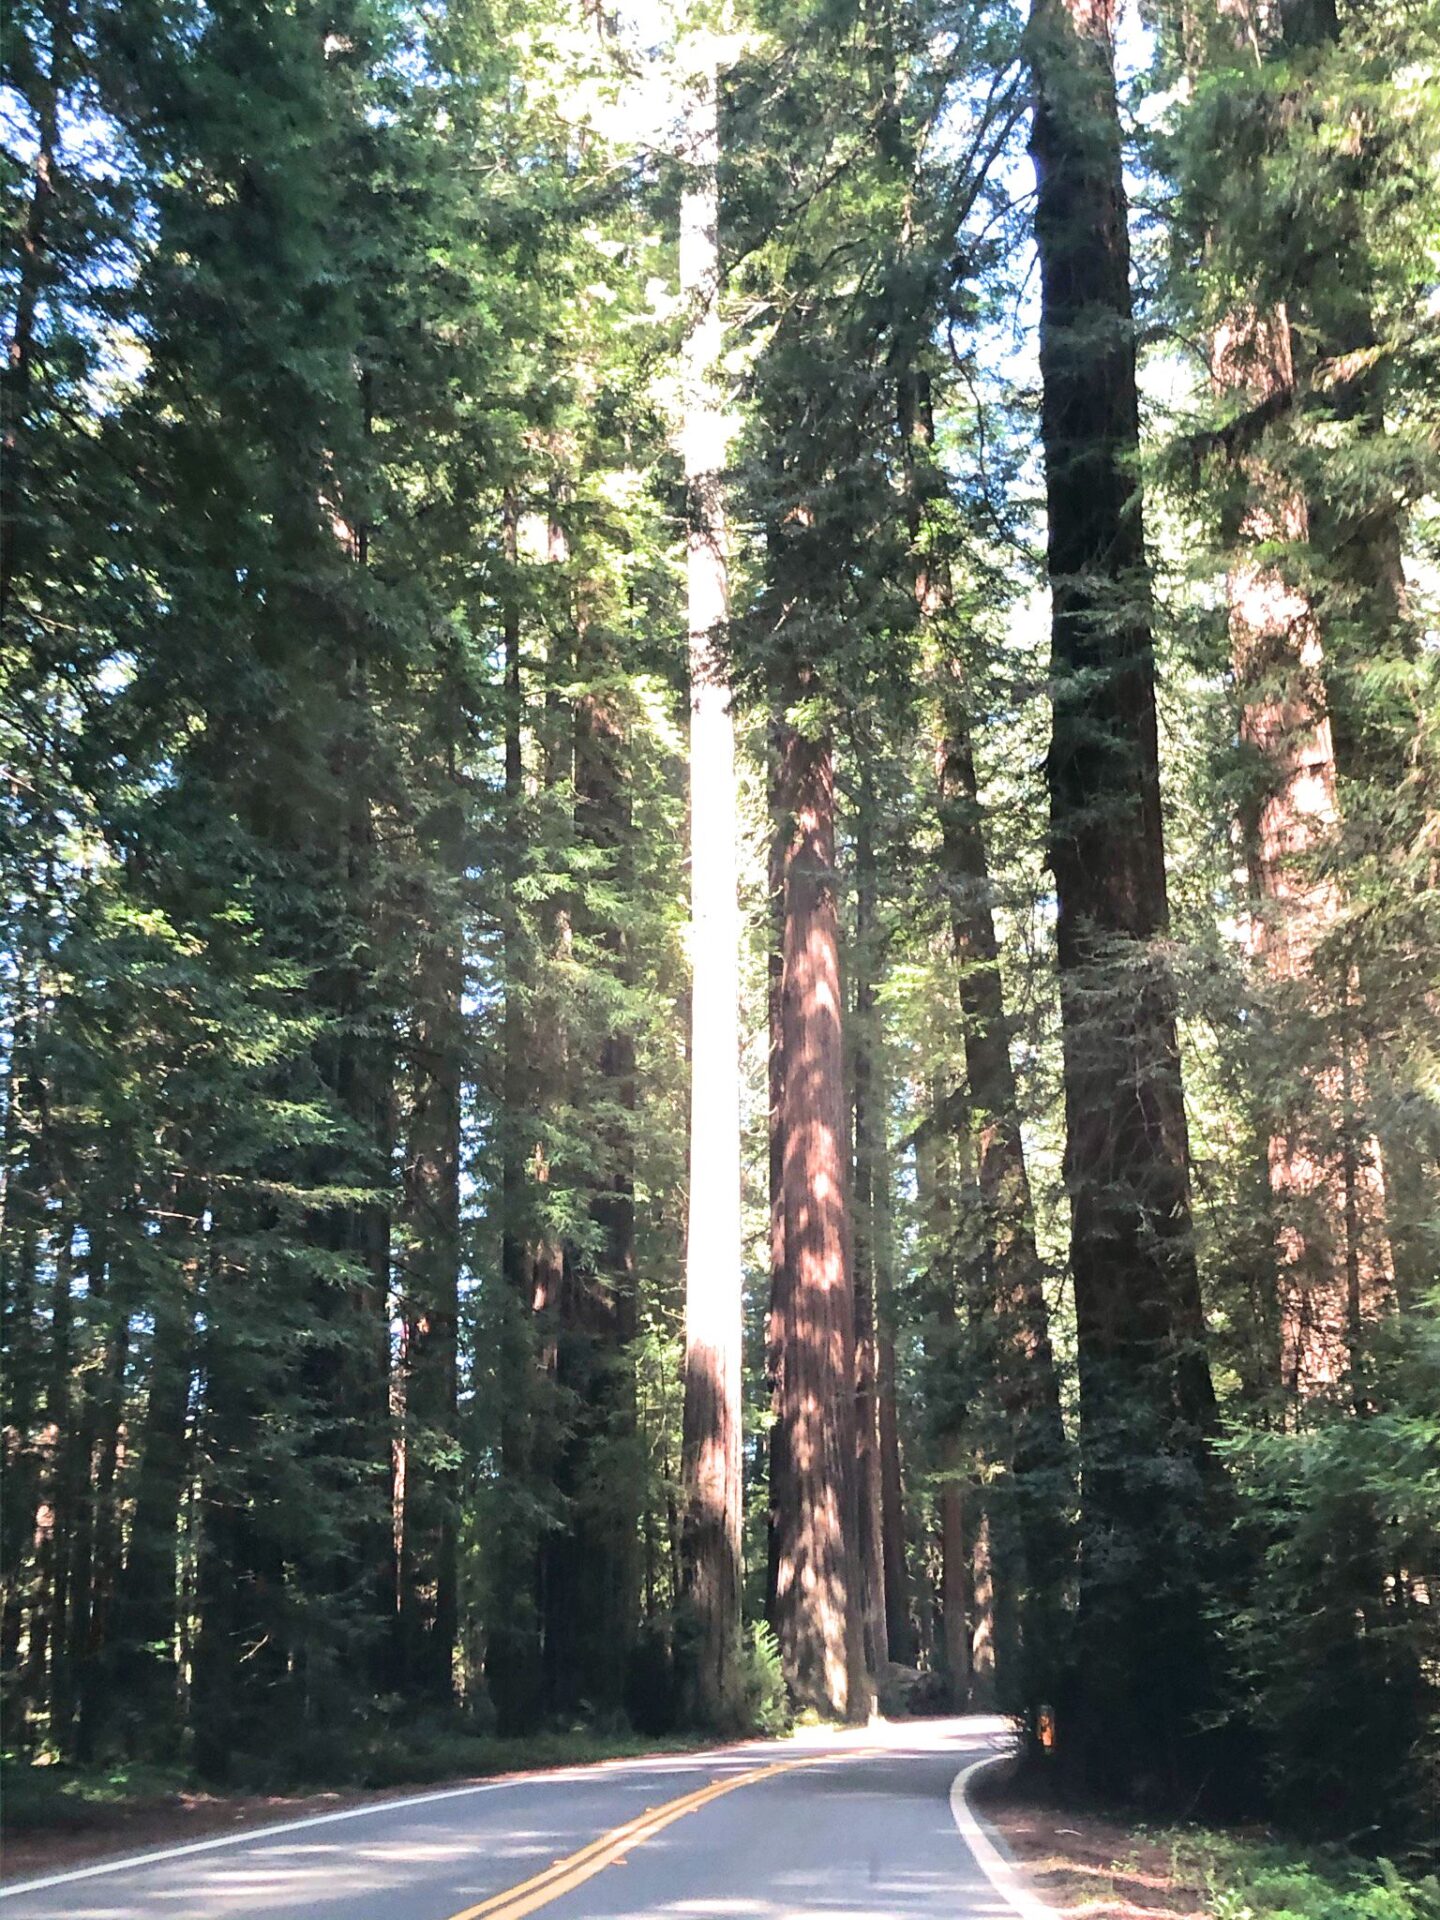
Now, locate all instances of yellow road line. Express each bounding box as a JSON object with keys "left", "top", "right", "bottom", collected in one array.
[{"left": 443, "top": 1749, "right": 866, "bottom": 1920}]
